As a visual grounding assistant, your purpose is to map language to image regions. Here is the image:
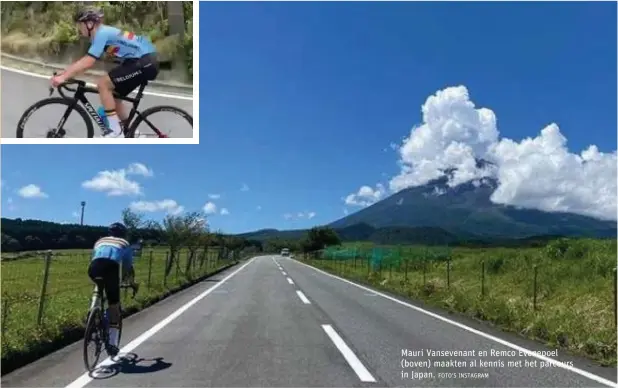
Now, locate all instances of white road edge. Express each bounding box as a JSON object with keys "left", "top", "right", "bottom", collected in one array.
[
  {"left": 286, "top": 257, "right": 618, "bottom": 388},
  {"left": 64, "top": 257, "right": 257, "bottom": 388}
]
